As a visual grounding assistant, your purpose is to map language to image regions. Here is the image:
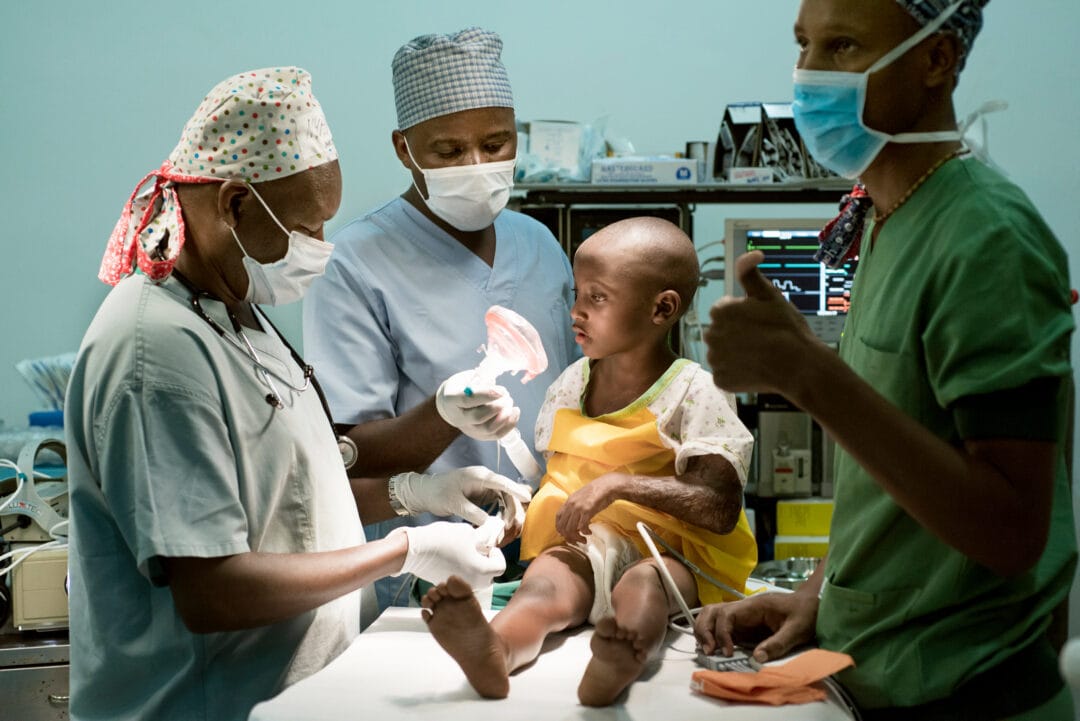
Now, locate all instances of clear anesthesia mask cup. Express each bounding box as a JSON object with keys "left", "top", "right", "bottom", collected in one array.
[{"left": 466, "top": 306, "right": 547, "bottom": 488}]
